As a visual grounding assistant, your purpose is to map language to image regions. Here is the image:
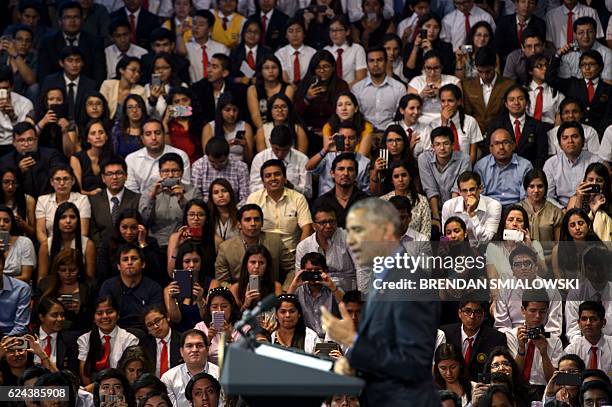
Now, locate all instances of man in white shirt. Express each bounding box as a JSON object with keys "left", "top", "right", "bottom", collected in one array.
[
  {"left": 161, "top": 329, "right": 220, "bottom": 407},
  {"left": 351, "top": 47, "right": 406, "bottom": 130},
  {"left": 440, "top": 0, "right": 496, "bottom": 51},
  {"left": 185, "top": 372, "right": 222, "bottom": 407},
  {"left": 442, "top": 171, "right": 502, "bottom": 244},
  {"left": 506, "top": 289, "right": 563, "bottom": 389},
  {"left": 0, "top": 67, "right": 33, "bottom": 155},
  {"left": 546, "top": 98, "right": 600, "bottom": 155},
  {"left": 185, "top": 10, "right": 230, "bottom": 83},
  {"left": 274, "top": 17, "right": 316, "bottom": 84},
  {"left": 125, "top": 119, "right": 190, "bottom": 195},
  {"left": 564, "top": 301, "right": 612, "bottom": 373},
  {"left": 545, "top": 0, "right": 604, "bottom": 50},
  {"left": 250, "top": 125, "right": 311, "bottom": 198},
  {"left": 105, "top": 18, "right": 147, "bottom": 80}
]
